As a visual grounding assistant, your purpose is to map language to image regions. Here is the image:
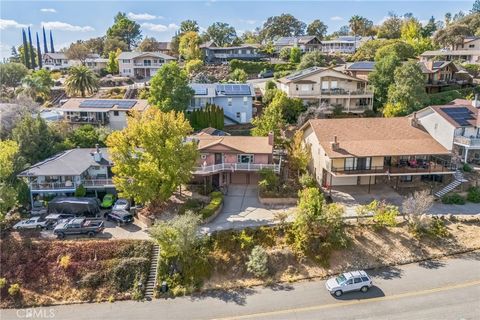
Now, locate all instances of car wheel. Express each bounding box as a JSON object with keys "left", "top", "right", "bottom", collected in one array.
[
  {"left": 57, "top": 232, "right": 65, "bottom": 239},
  {"left": 36, "top": 225, "right": 43, "bottom": 230},
  {"left": 87, "top": 231, "right": 95, "bottom": 237},
  {"left": 360, "top": 286, "right": 369, "bottom": 293},
  {"left": 334, "top": 290, "right": 343, "bottom": 297}
]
